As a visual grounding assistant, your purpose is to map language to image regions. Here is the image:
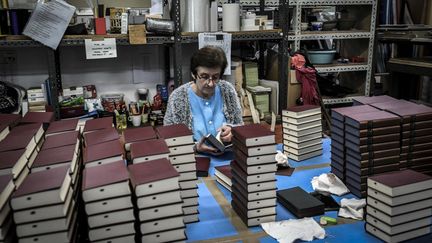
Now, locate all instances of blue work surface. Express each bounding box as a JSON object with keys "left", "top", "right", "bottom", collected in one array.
[{"left": 186, "top": 138, "right": 432, "bottom": 242}]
